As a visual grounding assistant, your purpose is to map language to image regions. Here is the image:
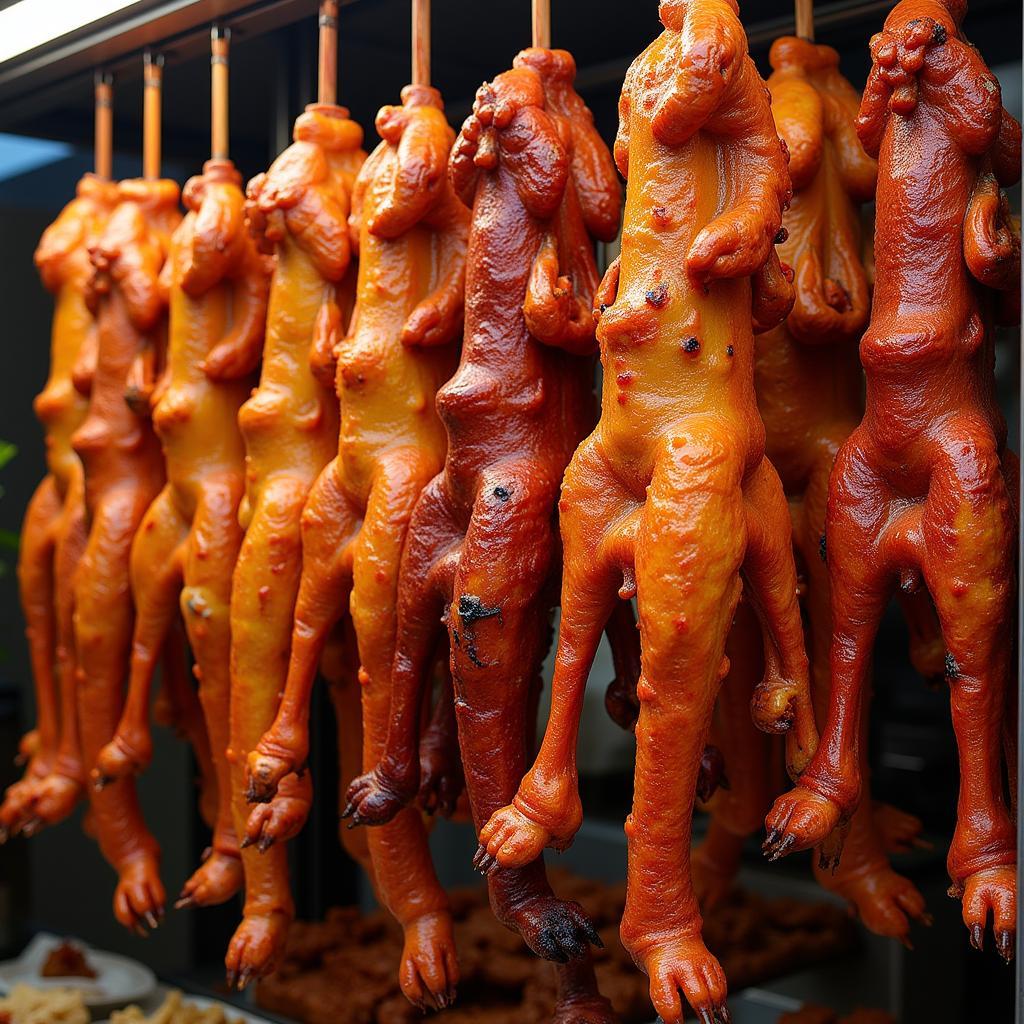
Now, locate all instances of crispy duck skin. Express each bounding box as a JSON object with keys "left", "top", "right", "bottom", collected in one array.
[
  {"left": 72, "top": 176, "right": 181, "bottom": 934},
  {"left": 694, "top": 37, "right": 933, "bottom": 945},
  {"left": 765, "top": 0, "right": 1021, "bottom": 964},
  {"left": 343, "top": 48, "right": 631, "bottom": 1022},
  {"left": 478, "top": 4, "right": 815, "bottom": 1022},
  {"left": 0, "top": 175, "right": 117, "bottom": 841},
  {"left": 240, "top": 83, "right": 467, "bottom": 1010},
  {"left": 90, "top": 158, "right": 271, "bottom": 916},
  {"left": 224, "top": 103, "right": 364, "bottom": 988}
]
